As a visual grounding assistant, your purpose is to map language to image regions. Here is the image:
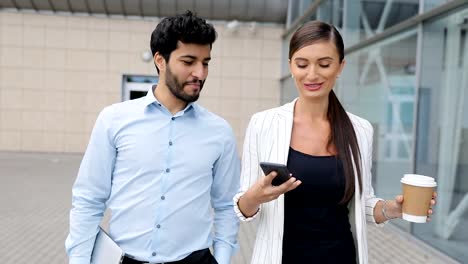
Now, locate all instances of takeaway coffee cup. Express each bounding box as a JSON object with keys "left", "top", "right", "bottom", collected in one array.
[{"left": 400, "top": 174, "right": 437, "bottom": 223}]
